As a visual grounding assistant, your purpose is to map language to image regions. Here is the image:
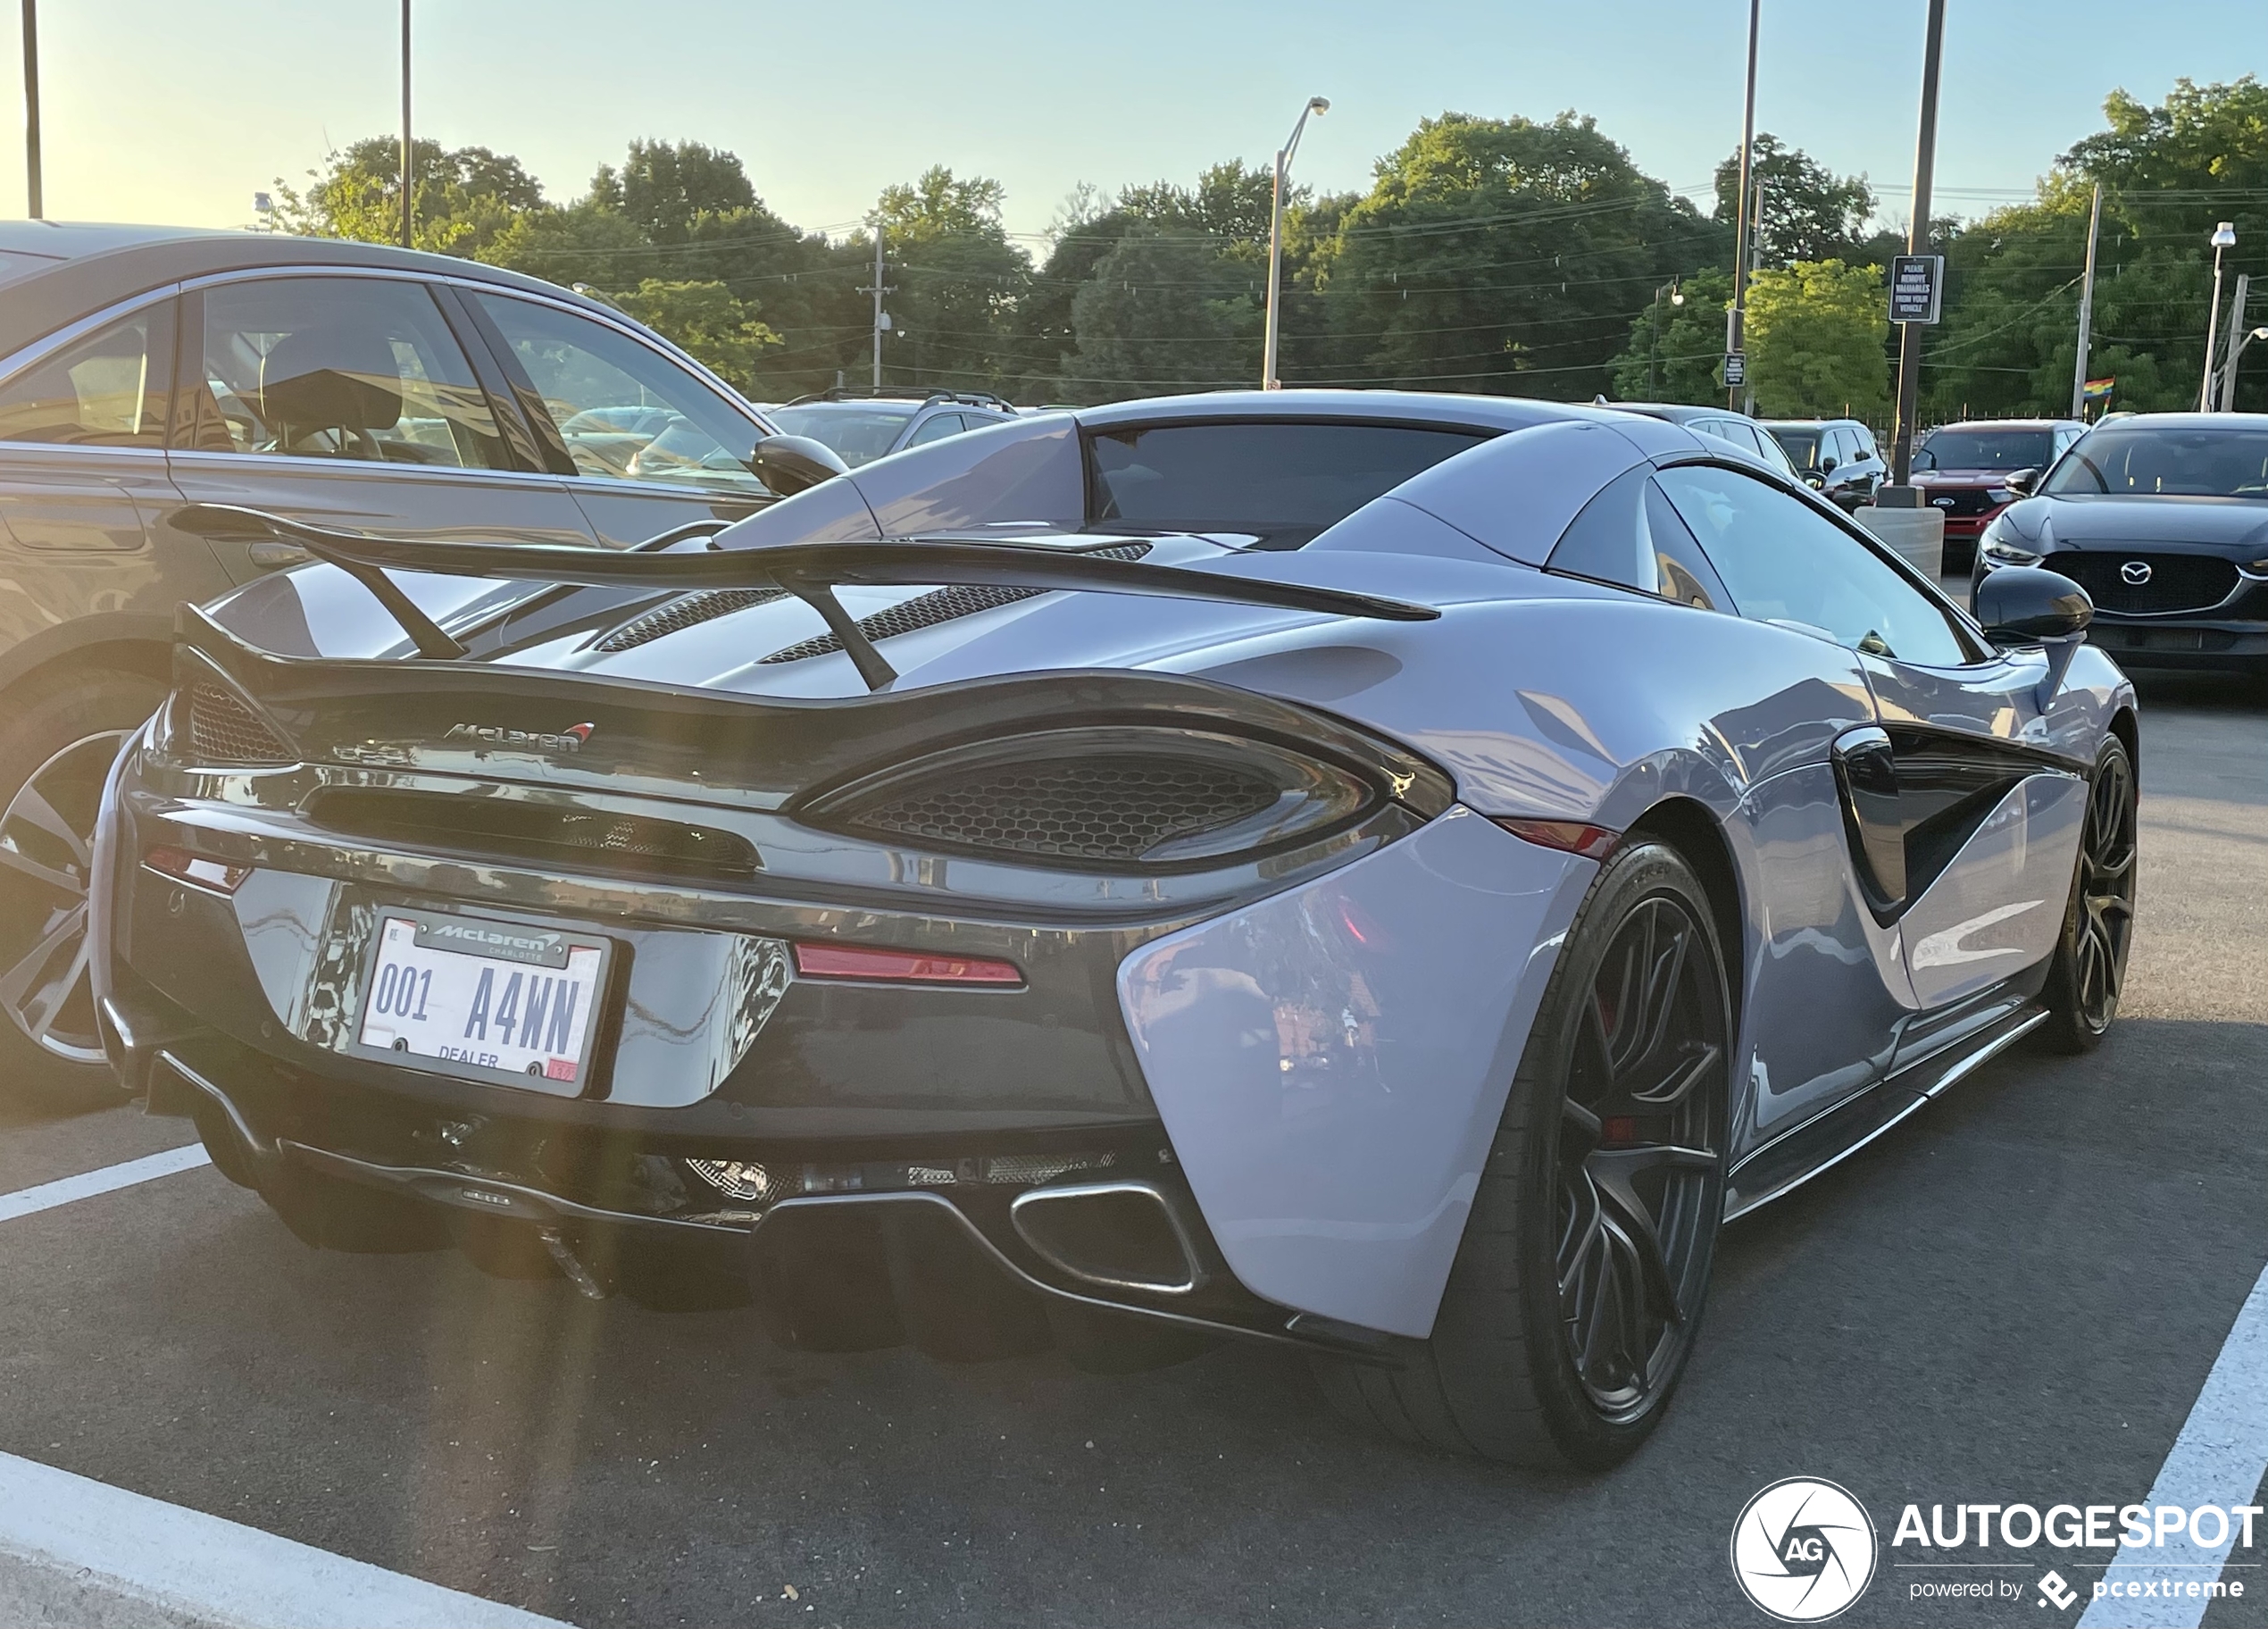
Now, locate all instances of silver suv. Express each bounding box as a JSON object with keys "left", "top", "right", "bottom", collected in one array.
[
  {"left": 766, "top": 389, "right": 1019, "bottom": 467},
  {"left": 0, "top": 222, "right": 785, "bottom": 1101}
]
